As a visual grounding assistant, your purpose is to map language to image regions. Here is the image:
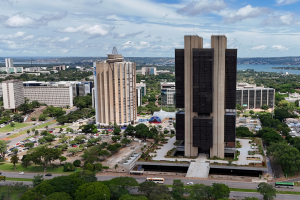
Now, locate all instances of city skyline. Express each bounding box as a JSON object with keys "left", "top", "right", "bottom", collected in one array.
[{"left": 1, "top": 0, "right": 300, "bottom": 57}]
